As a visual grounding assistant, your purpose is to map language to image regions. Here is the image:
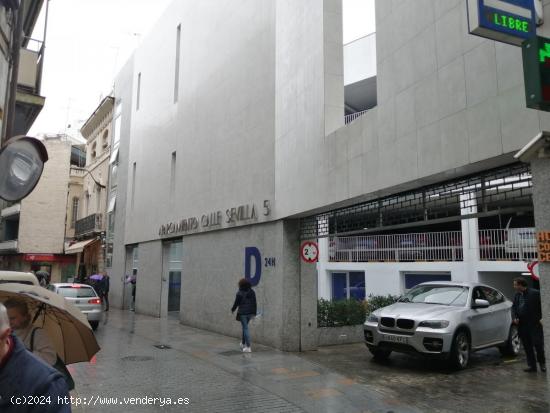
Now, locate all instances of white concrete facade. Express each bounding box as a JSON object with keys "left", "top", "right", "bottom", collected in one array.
[{"left": 109, "top": 0, "right": 549, "bottom": 350}]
